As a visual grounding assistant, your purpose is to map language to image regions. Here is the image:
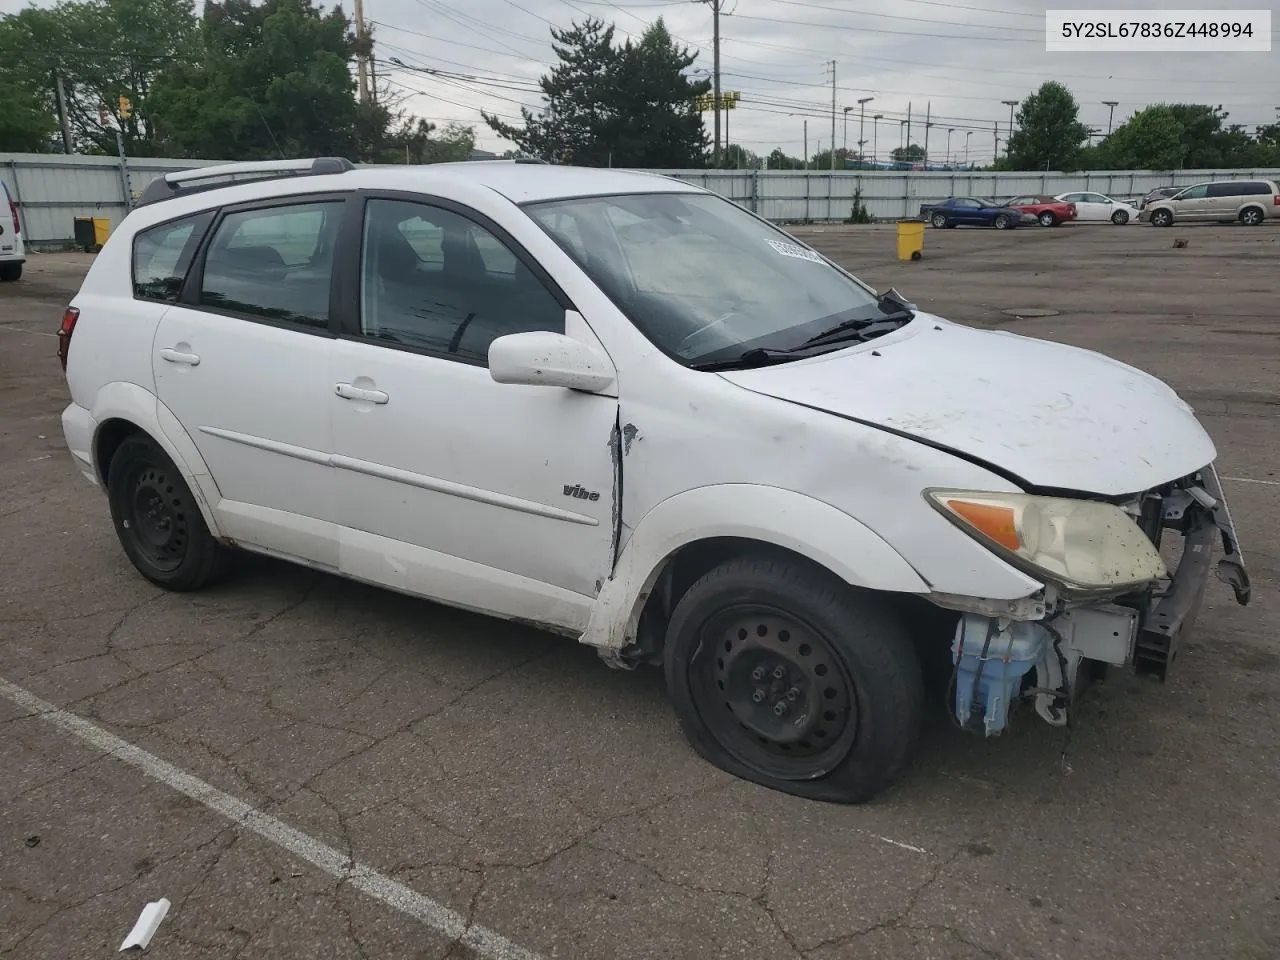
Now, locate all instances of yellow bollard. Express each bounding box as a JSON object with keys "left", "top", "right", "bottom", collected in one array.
[{"left": 896, "top": 219, "right": 925, "bottom": 261}]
